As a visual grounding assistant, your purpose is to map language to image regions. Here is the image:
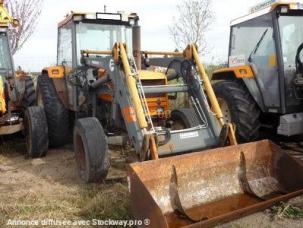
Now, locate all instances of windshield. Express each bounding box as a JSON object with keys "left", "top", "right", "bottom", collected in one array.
[
  {"left": 0, "top": 33, "right": 12, "bottom": 72},
  {"left": 76, "top": 22, "right": 133, "bottom": 65},
  {"left": 230, "top": 13, "right": 274, "bottom": 65},
  {"left": 279, "top": 14, "right": 303, "bottom": 67}
]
